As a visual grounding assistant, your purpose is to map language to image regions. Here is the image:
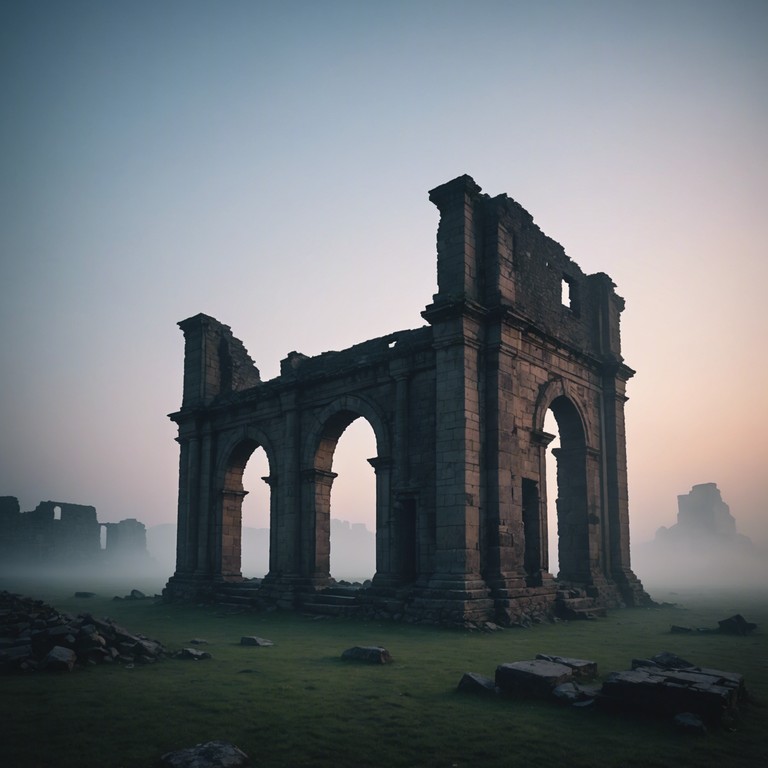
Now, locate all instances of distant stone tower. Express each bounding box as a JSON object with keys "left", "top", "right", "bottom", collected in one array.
[{"left": 164, "top": 174, "right": 650, "bottom": 623}]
